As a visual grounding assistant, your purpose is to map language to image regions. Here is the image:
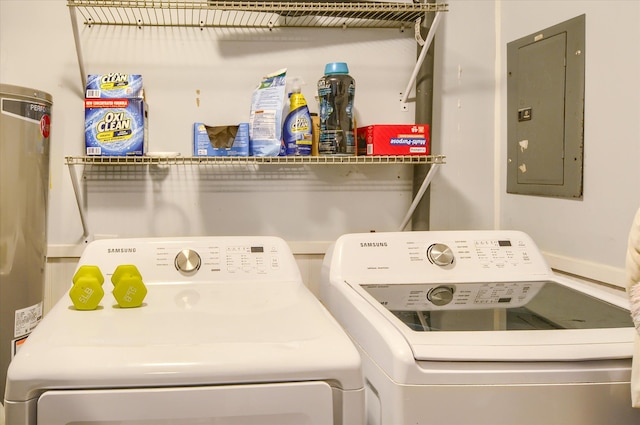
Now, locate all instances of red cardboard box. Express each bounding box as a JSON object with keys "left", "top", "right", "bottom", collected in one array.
[{"left": 358, "top": 124, "right": 430, "bottom": 156}]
